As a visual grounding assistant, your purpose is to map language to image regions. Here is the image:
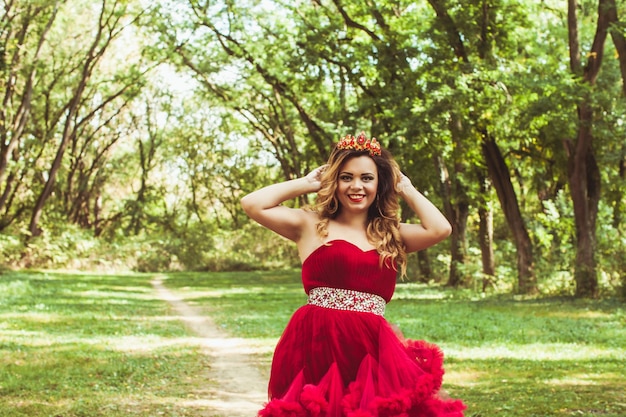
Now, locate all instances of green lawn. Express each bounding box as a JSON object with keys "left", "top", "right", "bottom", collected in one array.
[
  {"left": 0, "top": 270, "right": 215, "bottom": 417},
  {"left": 1, "top": 269, "right": 625, "bottom": 417}
]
